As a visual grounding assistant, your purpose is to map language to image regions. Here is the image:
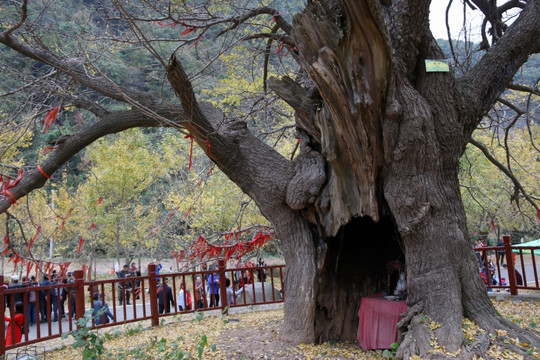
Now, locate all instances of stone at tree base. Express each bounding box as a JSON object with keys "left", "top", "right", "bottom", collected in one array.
[{"left": 235, "top": 282, "right": 282, "bottom": 305}]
